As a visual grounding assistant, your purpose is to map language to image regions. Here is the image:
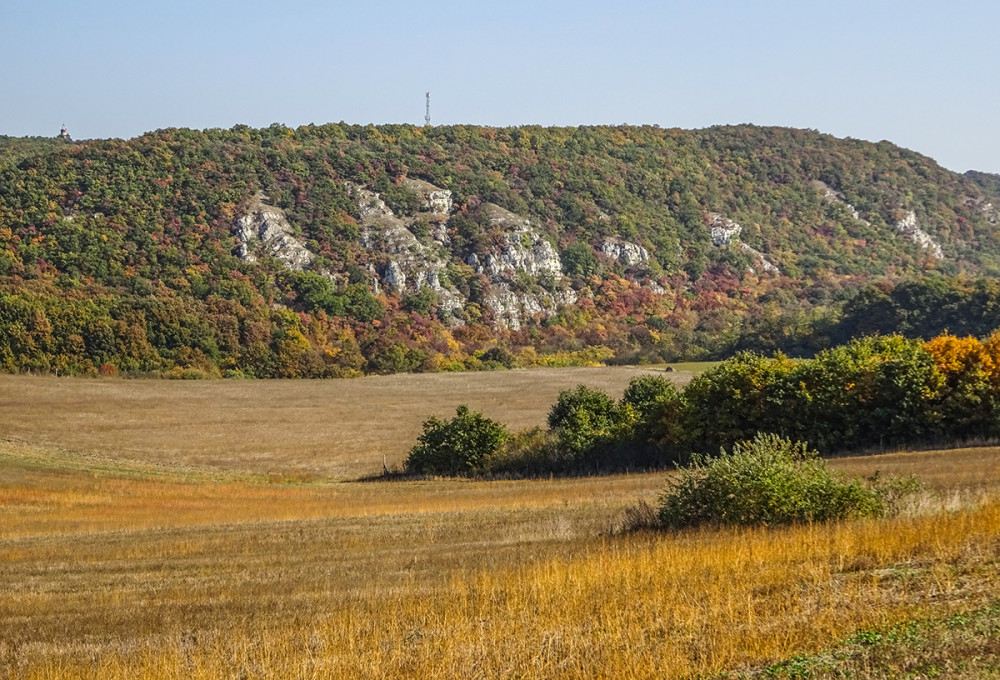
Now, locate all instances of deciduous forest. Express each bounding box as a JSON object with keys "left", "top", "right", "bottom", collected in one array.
[{"left": 2, "top": 123, "right": 999, "bottom": 377}]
